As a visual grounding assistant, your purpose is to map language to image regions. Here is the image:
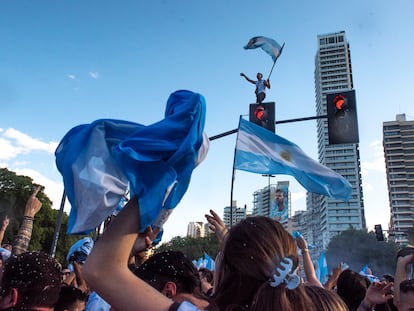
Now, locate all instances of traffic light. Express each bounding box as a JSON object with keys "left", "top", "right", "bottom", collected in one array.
[
  {"left": 374, "top": 224, "right": 384, "bottom": 241},
  {"left": 249, "top": 102, "right": 275, "bottom": 133},
  {"left": 326, "top": 90, "right": 359, "bottom": 144}
]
